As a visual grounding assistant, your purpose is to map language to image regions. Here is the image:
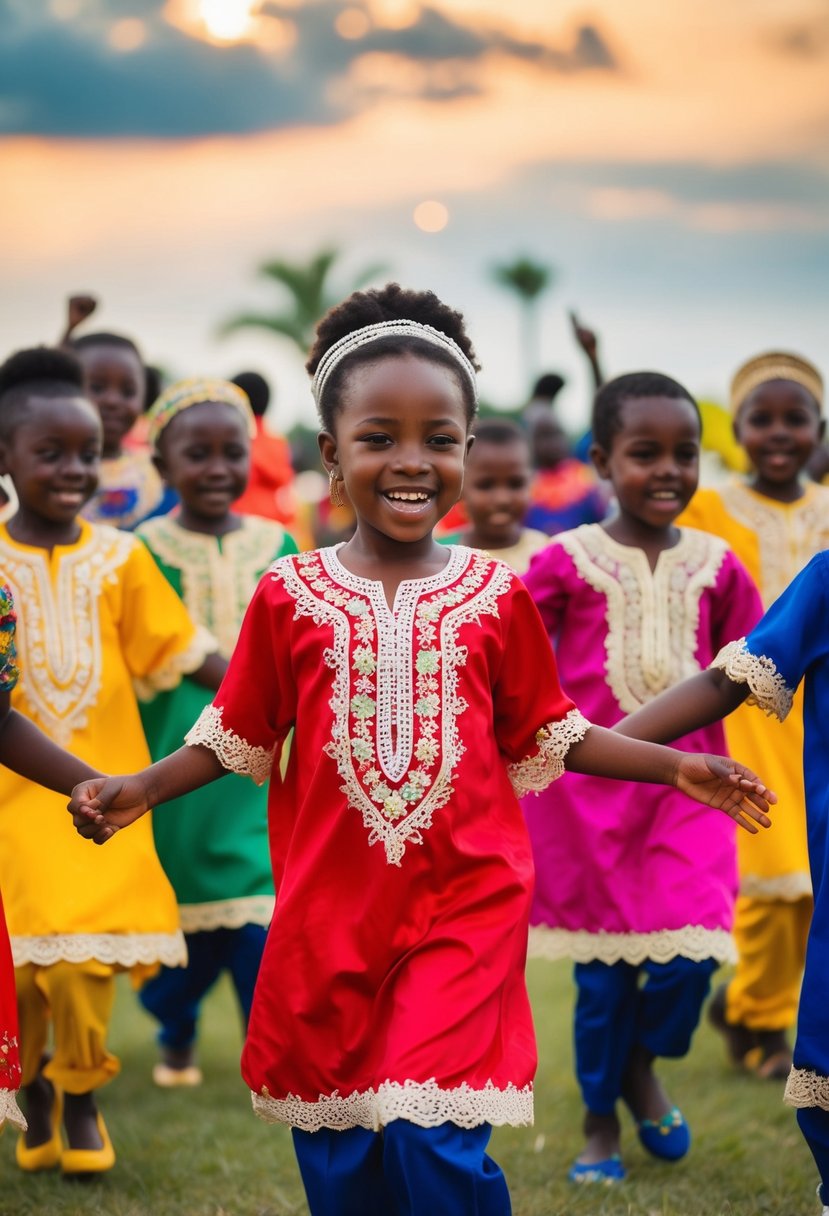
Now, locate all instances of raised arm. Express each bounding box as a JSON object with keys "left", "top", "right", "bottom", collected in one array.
[{"left": 611, "top": 668, "right": 750, "bottom": 744}]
